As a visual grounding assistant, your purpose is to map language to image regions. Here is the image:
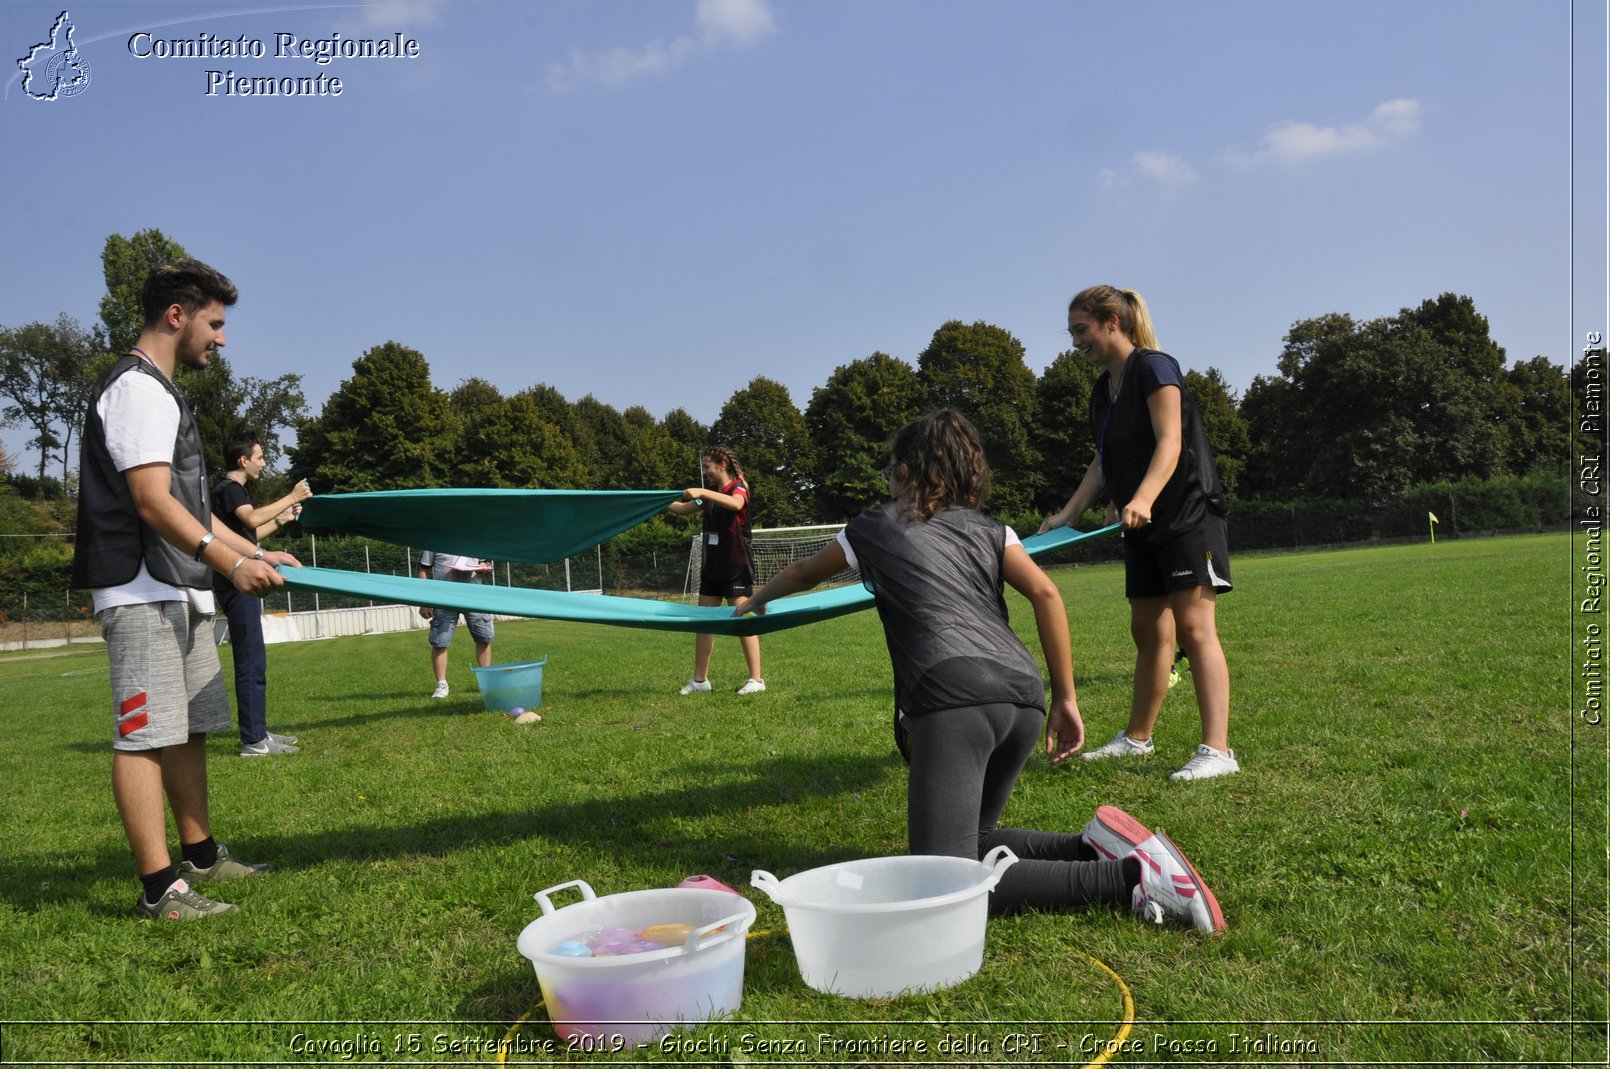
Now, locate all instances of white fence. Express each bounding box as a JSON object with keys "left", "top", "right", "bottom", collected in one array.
[
  {"left": 1, "top": 603, "right": 436, "bottom": 653},
  {"left": 245, "top": 603, "right": 431, "bottom": 646}
]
